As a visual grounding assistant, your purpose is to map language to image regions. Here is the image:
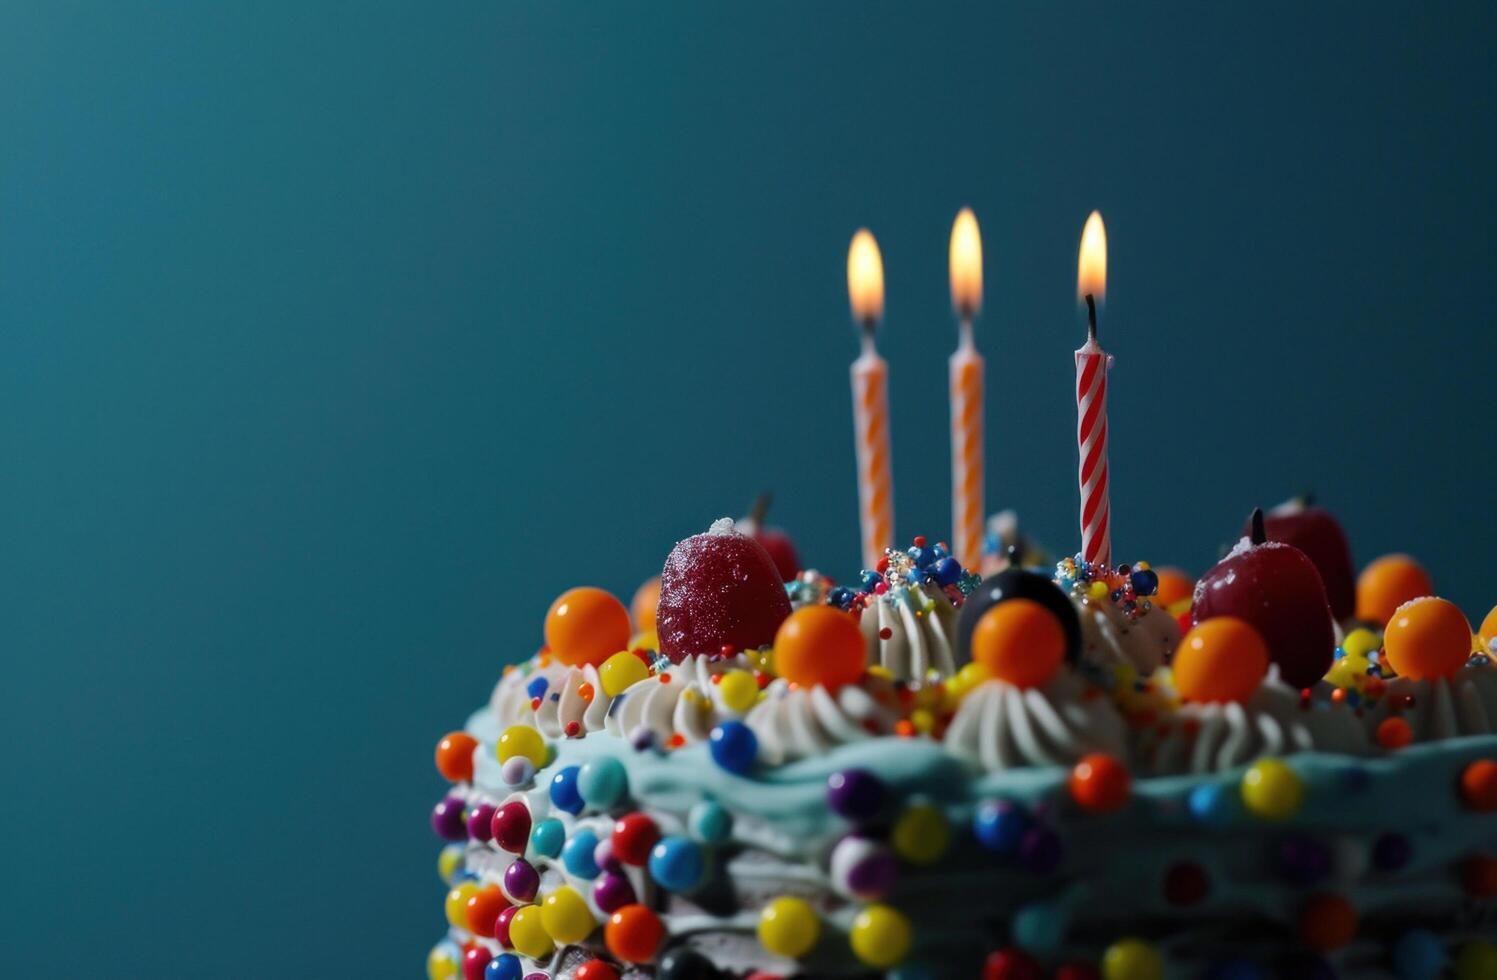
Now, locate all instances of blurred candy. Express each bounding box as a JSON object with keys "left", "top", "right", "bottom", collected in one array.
[
  {"left": 503, "top": 859, "right": 540, "bottom": 904},
  {"left": 1055, "top": 964, "right": 1103, "bottom": 980},
  {"left": 1241, "top": 758, "right": 1304, "bottom": 821},
  {"left": 599, "top": 651, "right": 650, "bottom": 698},
  {"left": 656, "top": 521, "right": 793, "bottom": 662},
  {"left": 1102, "top": 940, "right": 1162, "bottom": 980},
  {"left": 491, "top": 801, "right": 532, "bottom": 854},
  {"left": 467, "top": 802, "right": 496, "bottom": 843},
  {"left": 507, "top": 904, "right": 553, "bottom": 960},
  {"left": 891, "top": 802, "right": 950, "bottom": 864},
  {"left": 463, "top": 947, "right": 493, "bottom": 980},
  {"left": 1297, "top": 893, "right": 1357, "bottom": 951},
  {"left": 719, "top": 670, "right": 760, "bottom": 712},
  {"left": 546, "top": 586, "right": 632, "bottom": 668},
  {"left": 1018, "top": 826, "right": 1063, "bottom": 874},
  {"left": 709, "top": 721, "right": 758, "bottom": 774},
  {"left": 563, "top": 828, "right": 601, "bottom": 878},
  {"left": 1357, "top": 555, "right": 1434, "bottom": 626},
  {"left": 485, "top": 954, "right": 522, "bottom": 980},
  {"left": 631, "top": 576, "right": 662, "bottom": 632},
  {"left": 592, "top": 870, "right": 637, "bottom": 913},
  {"left": 1377, "top": 717, "right": 1413, "bottom": 750},
  {"left": 1382, "top": 597, "right": 1471, "bottom": 680},
  {"left": 1461, "top": 854, "right": 1497, "bottom": 896},
  {"left": 432, "top": 797, "right": 468, "bottom": 841},
  {"left": 827, "top": 768, "right": 887, "bottom": 821},
  {"left": 658, "top": 946, "right": 720, "bottom": 980},
  {"left": 773, "top": 605, "right": 867, "bottom": 689},
  {"left": 1455, "top": 941, "right": 1497, "bottom": 980},
  {"left": 445, "top": 881, "right": 480, "bottom": 929},
  {"left": 540, "top": 885, "right": 595, "bottom": 944},
  {"left": 612, "top": 812, "right": 661, "bottom": 865},
  {"left": 650, "top": 835, "right": 706, "bottom": 892},
  {"left": 984, "top": 949, "right": 1044, "bottom": 980},
  {"left": 758, "top": 896, "right": 820, "bottom": 958},
  {"left": 1459, "top": 759, "right": 1497, "bottom": 811},
  {"left": 500, "top": 756, "right": 536, "bottom": 787},
  {"left": 529, "top": 818, "right": 565, "bottom": 860},
  {"left": 550, "top": 766, "right": 584, "bottom": 815},
  {"left": 1163, "top": 860, "right": 1209, "bottom": 905},
  {"left": 1255, "top": 501, "right": 1357, "bottom": 622},
  {"left": 970, "top": 598, "right": 1066, "bottom": 689},
  {"left": 1188, "top": 783, "right": 1233, "bottom": 825},
  {"left": 829, "top": 834, "right": 899, "bottom": 900},
  {"left": 1276, "top": 834, "right": 1332, "bottom": 886},
  {"left": 1392, "top": 929, "right": 1446, "bottom": 980},
  {"left": 575, "top": 961, "right": 619, "bottom": 980},
  {"left": 1011, "top": 901, "right": 1066, "bottom": 953},
  {"left": 1172, "top": 617, "right": 1269, "bottom": 703},
  {"left": 689, "top": 800, "right": 732, "bottom": 843},
  {"left": 493, "top": 905, "right": 520, "bottom": 949},
  {"left": 438, "top": 843, "right": 465, "bottom": 883},
  {"left": 436, "top": 732, "right": 479, "bottom": 783},
  {"left": 849, "top": 903, "right": 912, "bottom": 968},
  {"left": 1481, "top": 606, "right": 1497, "bottom": 645},
  {"left": 428, "top": 942, "right": 461, "bottom": 980},
  {"left": 1343, "top": 628, "right": 1380, "bottom": 659},
  {"left": 974, "top": 799, "right": 1032, "bottom": 854},
  {"left": 605, "top": 904, "right": 665, "bottom": 963},
  {"left": 577, "top": 756, "right": 628, "bottom": 809},
  {"left": 496, "top": 725, "right": 547, "bottom": 769},
  {"left": 1154, "top": 568, "right": 1195, "bottom": 608},
  {"left": 1069, "top": 753, "right": 1131, "bottom": 813},
  {"left": 958, "top": 568, "right": 1082, "bottom": 668},
  {"left": 1371, "top": 832, "right": 1412, "bottom": 871},
  {"left": 466, "top": 885, "right": 510, "bottom": 938}
]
